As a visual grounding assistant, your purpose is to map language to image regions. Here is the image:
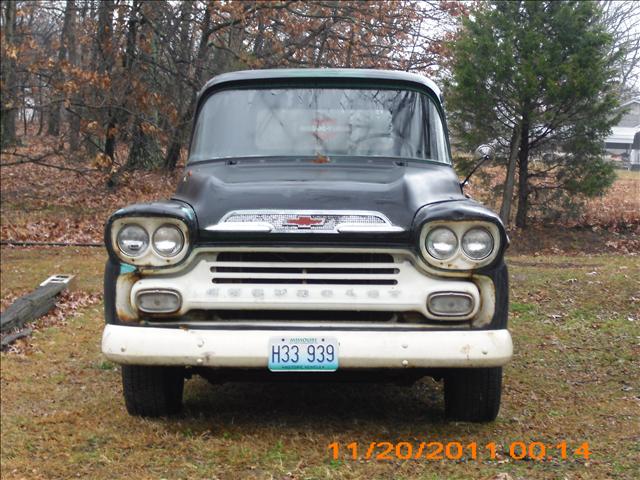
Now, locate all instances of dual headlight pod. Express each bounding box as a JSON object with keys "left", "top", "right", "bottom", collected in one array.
[
  {"left": 117, "top": 224, "right": 184, "bottom": 257},
  {"left": 111, "top": 218, "right": 189, "bottom": 266},
  {"left": 420, "top": 221, "right": 500, "bottom": 270},
  {"left": 426, "top": 227, "right": 493, "bottom": 261}
]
